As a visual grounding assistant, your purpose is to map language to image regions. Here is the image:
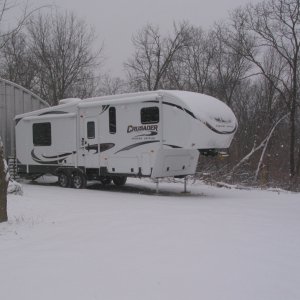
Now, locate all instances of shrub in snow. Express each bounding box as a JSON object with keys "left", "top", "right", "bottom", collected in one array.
[
  {"left": 1, "top": 157, "right": 23, "bottom": 196},
  {"left": 7, "top": 179, "right": 23, "bottom": 195}
]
